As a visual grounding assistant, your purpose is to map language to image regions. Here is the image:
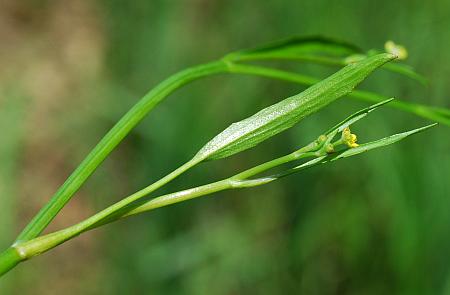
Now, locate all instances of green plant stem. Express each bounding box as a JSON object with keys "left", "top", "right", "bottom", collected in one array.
[
  {"left": 16, "top": 60, "right": 228, "bottom": 242},
  {"left": 10, "top": 58, "right": 329, "bottom": 244},
  {"left": 229, "top": 53, "right": 428, "bottom": 85},
  {"left": 12, "top": 157, "right": 201, "bottom": 260},
  {"left": 231, "top": 144, "right": 318, "bottom": 181},
  {"left": 124, "top": 150, "right": 323, "bottom": 218},
  {"left": 8, "top": 54, "right": 448, "bottom": 276},
  {"left": 0, "top": 248, "right": 22, "bottom": 277},
  {"left": 5, "top": 106, "right": 436, "bottom": 272},
  {"left": 16, "top": 57, "right": 449, "bottom": 245},
  {"left": 12, "top": 145, "right": 321, "bottom": 261},
  {"left": 229, "top": 53, "right": 345, "bottom": 66},
  {"left": 123, "top": 155, "right": 324, "bottom": 217},
  {"left": 227, "top": 63, "right": 450, "bottom": 125},
  {"left": 14, "top": 179, "right": 233, "bottom": 260},
  {"left": 122, "top": 178, "right": 266, "bottom": 218}
]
